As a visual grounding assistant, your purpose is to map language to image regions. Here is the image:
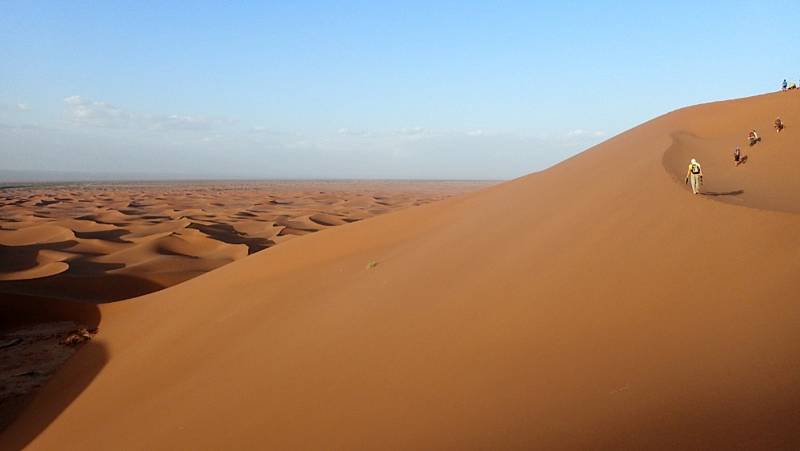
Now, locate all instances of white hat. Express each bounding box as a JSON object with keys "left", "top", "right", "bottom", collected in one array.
[{"left": 691, "top": 158, "right": 697, "bottom": 164}]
